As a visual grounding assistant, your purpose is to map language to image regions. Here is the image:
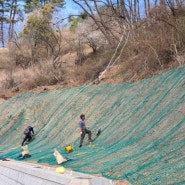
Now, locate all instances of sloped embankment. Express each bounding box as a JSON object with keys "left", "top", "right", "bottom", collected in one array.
[{"left": 0, "top": 66, "right": 185, "bottom": 184}]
